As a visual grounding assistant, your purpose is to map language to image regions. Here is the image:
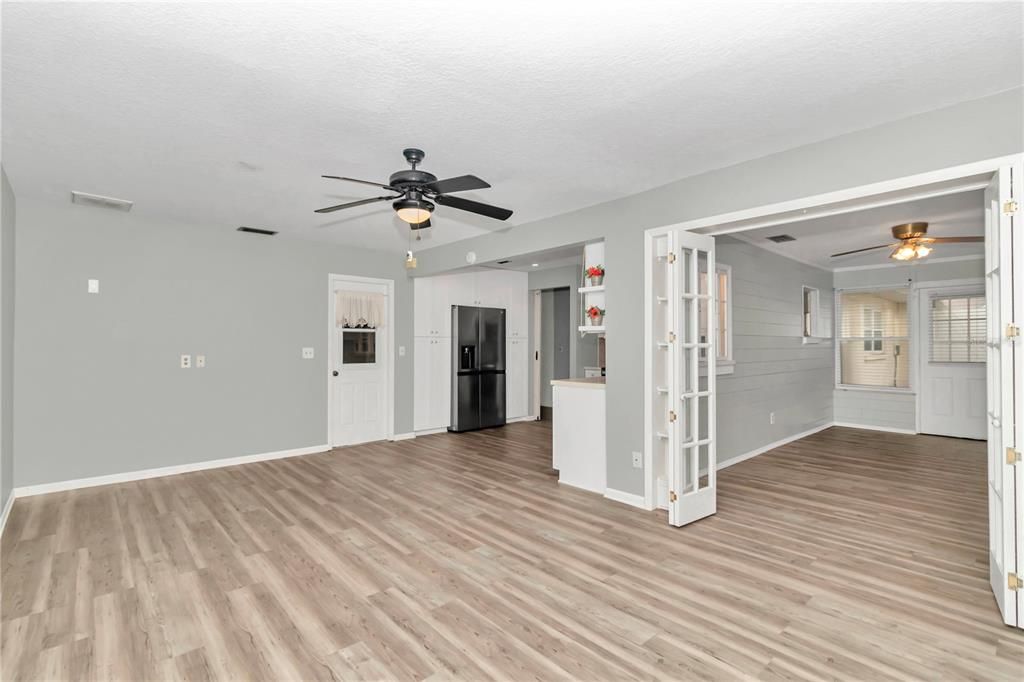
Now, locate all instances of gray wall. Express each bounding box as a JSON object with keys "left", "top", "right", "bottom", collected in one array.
[
  {"left": 715, "top": 237, "right": 835, "bottom": 464},
  {"left": 552, "top": 288, "right": 570, "bottom": 382},
  {"left": 833, "top": 256, "right": 986, "bottom": 431},
  {"left": 540, "top": 290, "right": 555, "bottom": 407},
  {"left": 414, "top": 88, "right": 1023, "bottom": 495},
  {"left": 14, "top": 198, "right": 414, "bottom": 487},
  {"left": 1, "top": 169, "right": 15, "bottom": 510}
]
